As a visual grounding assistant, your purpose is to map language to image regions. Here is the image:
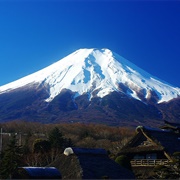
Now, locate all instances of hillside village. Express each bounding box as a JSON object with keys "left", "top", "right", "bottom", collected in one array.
[{"left": 0, "top": 120, "right": 179, "bottom": 179}]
